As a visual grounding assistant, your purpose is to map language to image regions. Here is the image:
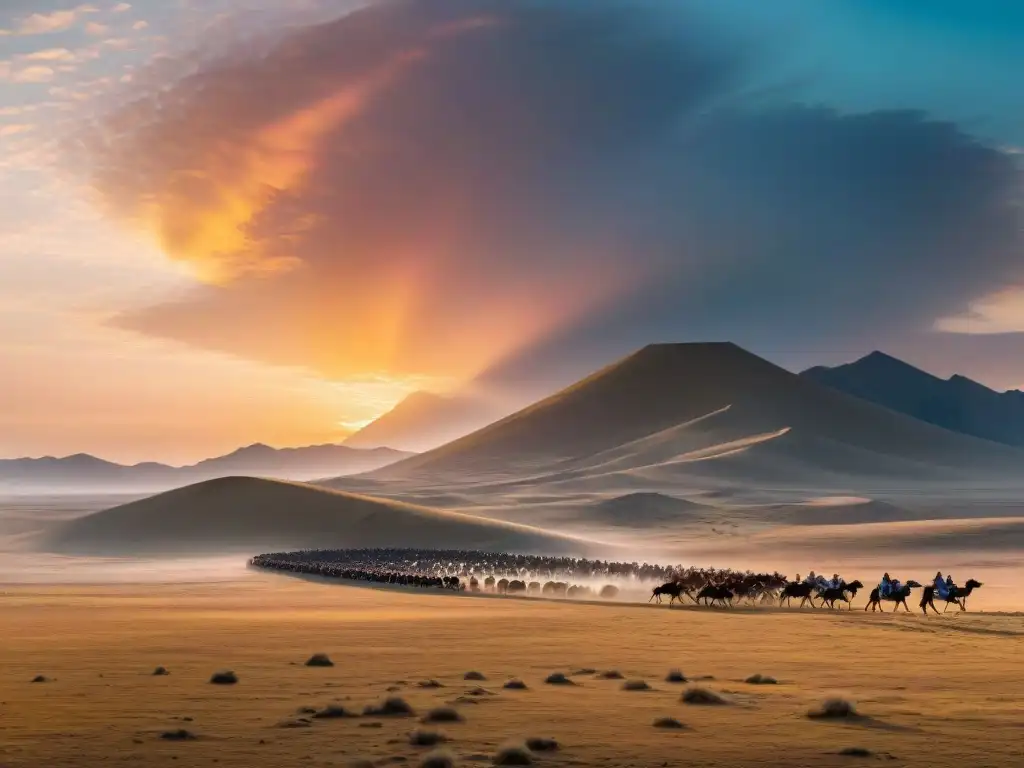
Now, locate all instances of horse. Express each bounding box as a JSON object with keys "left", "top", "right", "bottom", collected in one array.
[
  {"left": 818, "top": 580, "right": 864, "bottom": 610},
  {"left": 865, "top": 581, "right": 921, "bottom": 612},
  {"left": 920, "top": 579, "right": 983, "bottom": 614},
  {"left": 650, "top": 582, "right": 687, "bottom": 606},
  {"left": 779, "top": 582, "right": 818, "bottom": 608},
  {"left": 696, "top": 584, "right": 734, "bottom": 607}
]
